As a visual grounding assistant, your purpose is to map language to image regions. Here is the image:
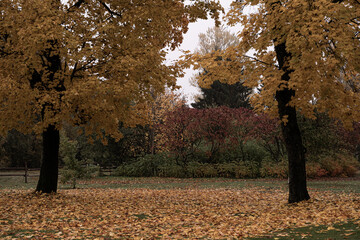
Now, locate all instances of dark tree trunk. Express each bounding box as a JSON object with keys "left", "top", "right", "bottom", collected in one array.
[
  {"left": 149, "top": 127, "right": 155, "bottom": 155},
  {"left": 31, "top": 38, "right": 62, "bottom": 193},
  {"left": 275, "top": 42, "right": 310, "bottom": 203},
  {"left": 35, "top": 125, "right": 60, "bottom": 193}
]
